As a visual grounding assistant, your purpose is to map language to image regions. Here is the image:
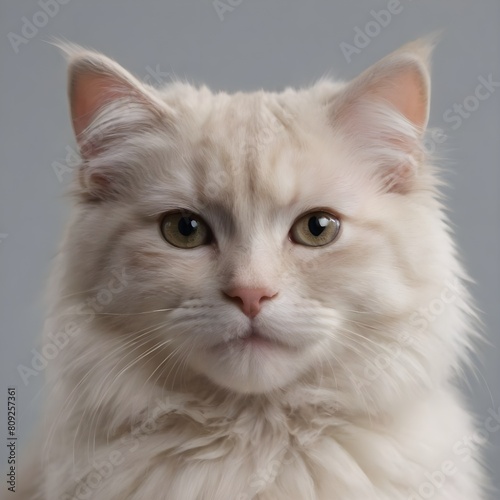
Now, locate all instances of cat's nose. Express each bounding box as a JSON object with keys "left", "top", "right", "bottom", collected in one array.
[{"left": 224, "top": 287, "right": 278, "bottom": 318}]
